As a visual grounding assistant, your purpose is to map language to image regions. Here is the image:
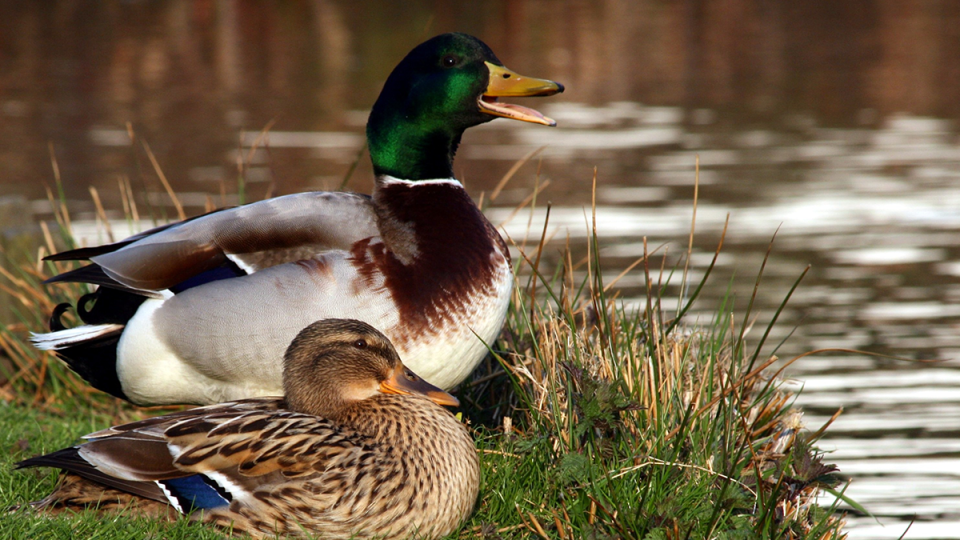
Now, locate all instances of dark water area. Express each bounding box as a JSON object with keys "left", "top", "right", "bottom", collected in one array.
[{"left": 3, "top": 2, "right": 960, "bottom": 537}]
